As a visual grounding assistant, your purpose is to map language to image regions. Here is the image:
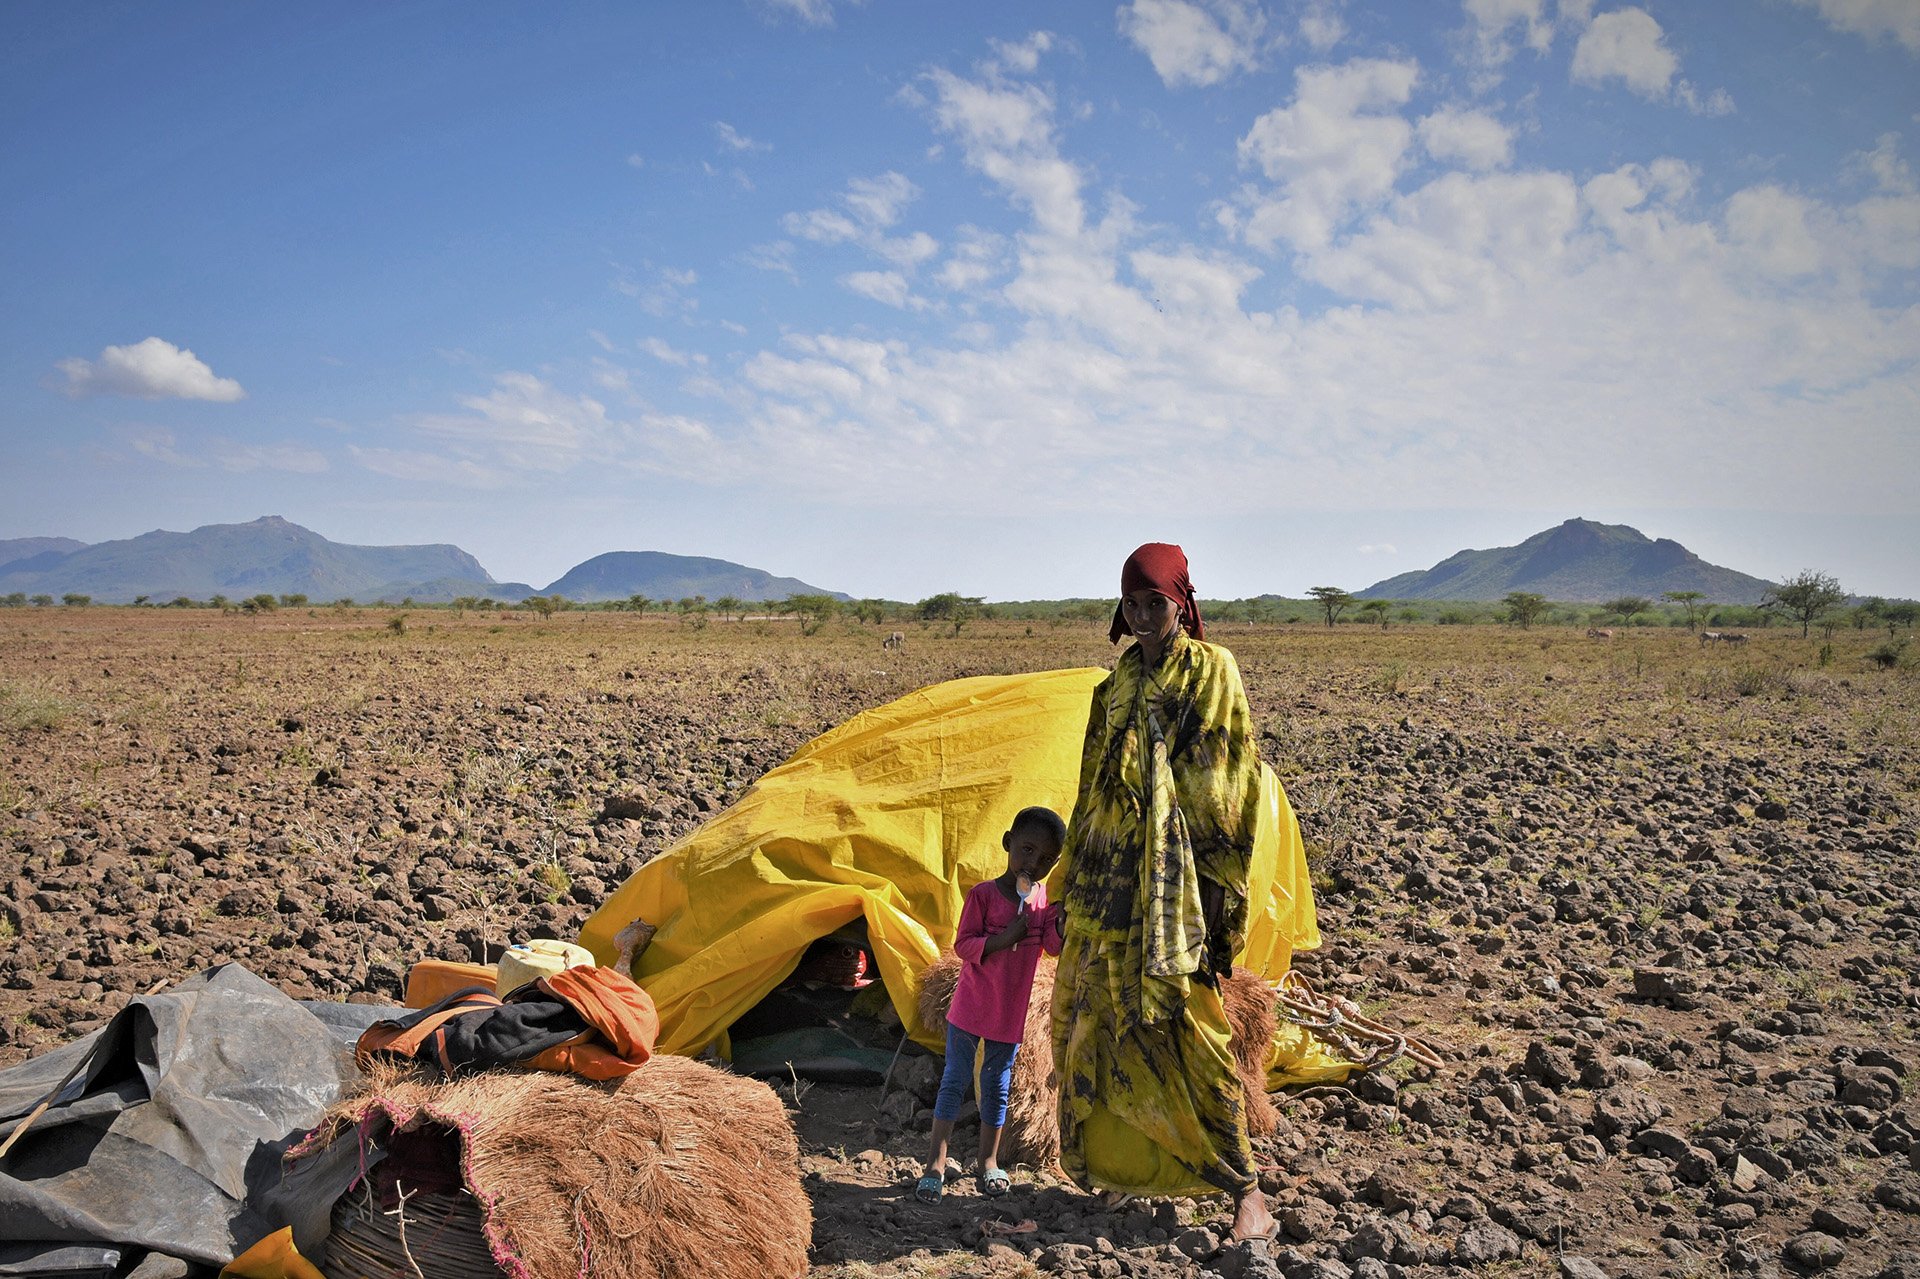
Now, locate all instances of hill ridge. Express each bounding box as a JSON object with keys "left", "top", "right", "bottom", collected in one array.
[{"left": 1357, "top": 518, "right": 1775, "bottom": 604}]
